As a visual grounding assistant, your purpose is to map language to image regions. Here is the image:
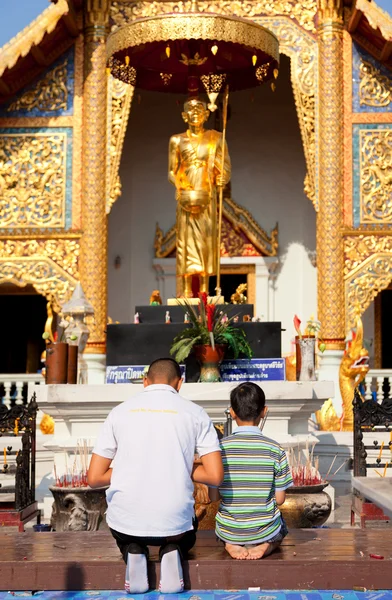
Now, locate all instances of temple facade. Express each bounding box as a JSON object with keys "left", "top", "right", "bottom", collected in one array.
[{"left": 0, "top": 0, "right": 391, "bottom": 382}]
